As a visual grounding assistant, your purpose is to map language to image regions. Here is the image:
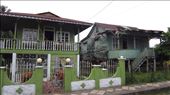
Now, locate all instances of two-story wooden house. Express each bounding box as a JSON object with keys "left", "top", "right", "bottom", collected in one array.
[
  {"left": 80, "top": 23, "right": 162, "bottom": 72},
  {"left": 0, "top": 12, "right": 92, "bottom": 82}
]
